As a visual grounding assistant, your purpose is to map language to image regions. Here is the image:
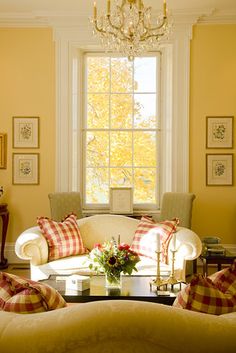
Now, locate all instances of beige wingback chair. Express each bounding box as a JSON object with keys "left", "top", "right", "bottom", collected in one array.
[
  {"left": 154, "top": 192, "right": 196, "bottom": 229},
  {"left": 48, "top": 192, "right": 83, "bottom": 222}
]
